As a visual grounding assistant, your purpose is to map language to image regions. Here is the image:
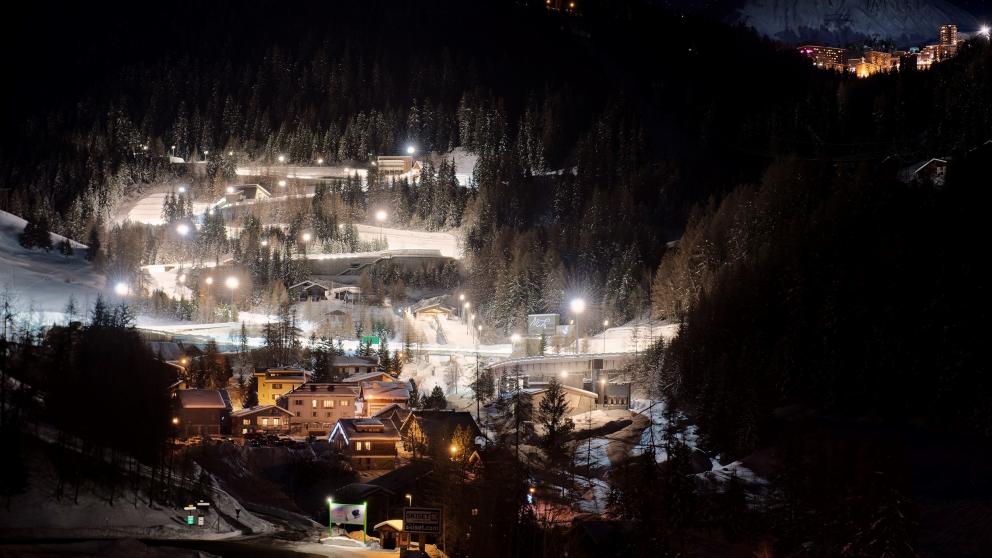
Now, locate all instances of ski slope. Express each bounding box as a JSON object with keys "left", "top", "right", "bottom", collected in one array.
[{"left": 0, "top": 210, "right": 107, "bottom": 327}]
